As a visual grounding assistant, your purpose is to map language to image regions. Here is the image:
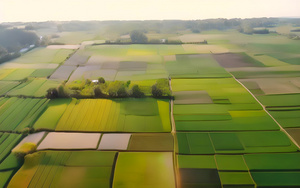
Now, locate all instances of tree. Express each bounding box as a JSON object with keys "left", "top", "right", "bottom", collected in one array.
[
  {"left": 13, "top": 142, "right": 37, "bottom": 158},
  {"left": 85, "top": 79, "right": 92, "bottom": 85},
  {"left": 130, "top": 30, "right": 148, "bottom": 43},
  {"left": 0, "top": 28, "right": 39, "bottom": 52},
  {"left": 117, "top": 85, "right": 128, "bottom": 97},
  {"left": 58, "top": 85, "right": 67, "bottom": 97},
  {"left": 131, "top": 85, "right": 144, "bottom": 98},
  {"left": 39, "top": 36, "right": 50, "bottom": 46},
  {"left": 126, "top": 80, "right": 131, "bottom": 87},
  {"left": 107, "top": 81, "right": 126, "bottom": 97},
  {"left": 192, "top": 29, "right": 200, "bottom": 33},
  {"left": 151, "top": 79, "right": 171, "bottom": 98},
  {"left": 98, "top": 77, "right": 105, "bottom": 84},
  {"left": 152, "top": 84, "right": 163, "bottom": 97},
  {"left": 46, "top": 88, "right": 58, "bottom": 99},
  {"left": 94, "top": 86, "right": 106, "bottom": 98}
]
